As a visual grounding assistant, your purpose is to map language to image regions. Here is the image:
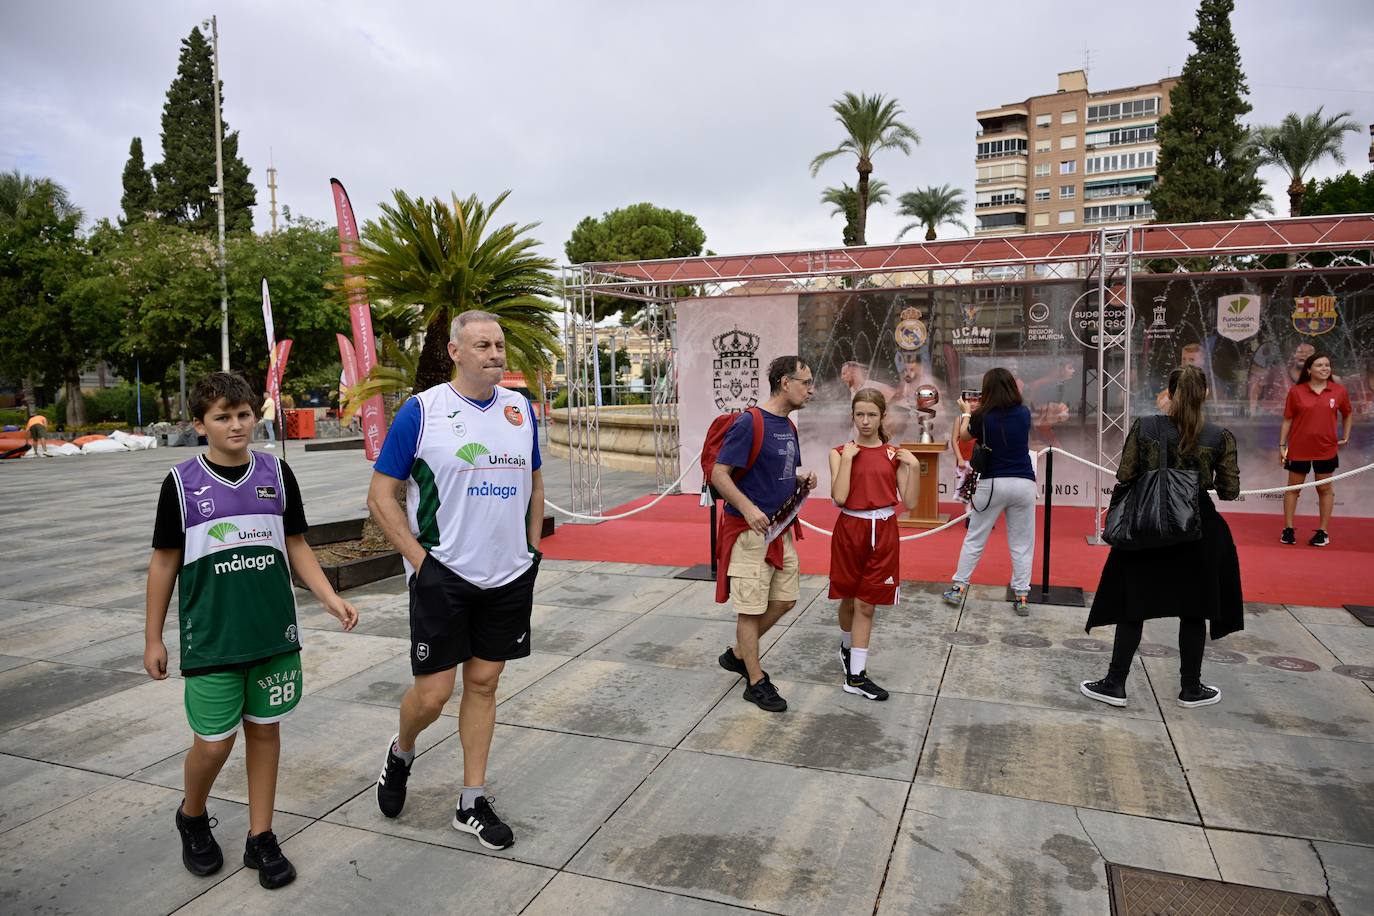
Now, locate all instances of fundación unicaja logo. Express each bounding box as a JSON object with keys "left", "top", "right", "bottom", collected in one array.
[{"left": 1216, "top": 294, "right": 1261, "bottom": 342}]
